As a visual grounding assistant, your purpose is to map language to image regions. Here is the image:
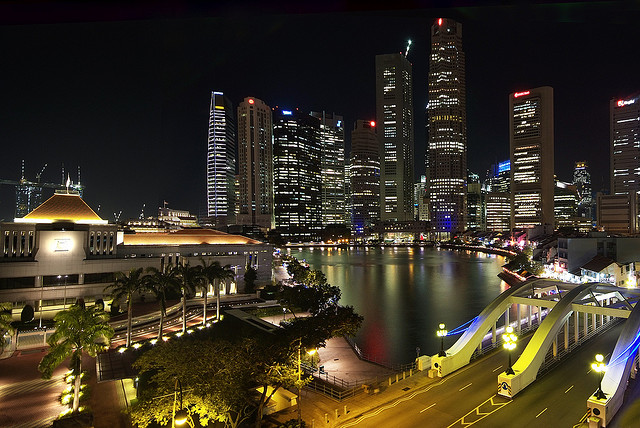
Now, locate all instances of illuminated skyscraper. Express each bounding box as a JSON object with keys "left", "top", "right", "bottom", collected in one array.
[
  {"left": 573, "top": 161, "right": 592, "bottom": 219},
  {"left": 236, "top": 97, "right": 274, "bottom": 230},
  {"left": 509, "top": 86, "right": 554, "bottom": 229},
  {"left": 273, "top": 108, "right": 322, "bottom": 242},
  {"left": 375, "top": 53, "right": 414, "bottom": 222},
  {"left": 485, "top": 160, "right": 511, "bottom": 232},
  {"left": 207, "top": 92, "right": 236, "bottom": 226},
  {"left": 610, "top": 94, "right": 640, "bottom": 196},
  {"left": 310, "top": 111, "right": 346, "bottom": 226},
  {"left": 350, "top": 120, "right": 380, "bottom": 238},
  {"left": 427, "top": 18, "right": 467, "bottom": 238}
]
